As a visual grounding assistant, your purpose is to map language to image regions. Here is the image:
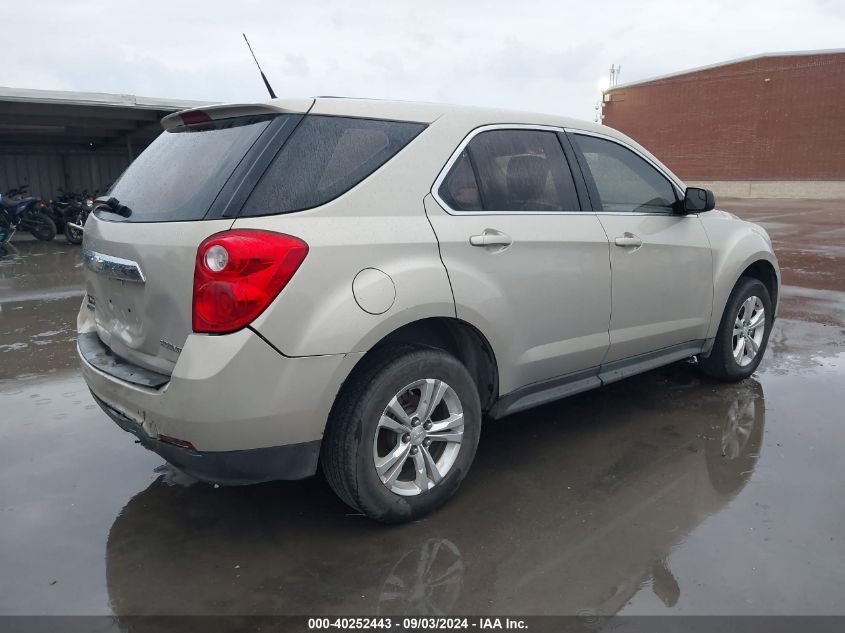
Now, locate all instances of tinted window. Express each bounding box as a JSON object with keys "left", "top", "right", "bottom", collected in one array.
[
  {"left": 573, "top": 134, "right": 677, "bottom": 214},
  {"left": 107, "top": 115, "right": 273, "bottom": 222},
  {"left": 242, "top": 115, "right": 425, "bottom": 216},
  {"left": 438, "top": 150, "right": 482, "bottom": 211},
  {"left": 444, "top": 129, "right": 579, "bottom": 212}
]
